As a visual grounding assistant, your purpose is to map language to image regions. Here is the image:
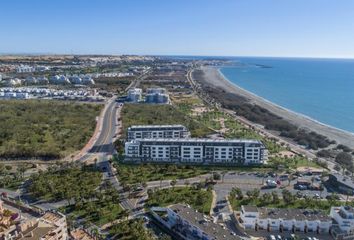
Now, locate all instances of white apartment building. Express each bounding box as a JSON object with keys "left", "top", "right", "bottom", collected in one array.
[
  {"left": 150, "top": 204, "right": 239, "bottom": 240},
  {"left": 127, "top": 88, "right": 142, "bottom": 102},
  {"left": 330, "top": 206, "right": 354, "bottom": 240},
  {"left": 145, "top": 88, "right": 169, "bottom": 104},
  {"left": 240, "top": 206, "right": 332, "bottom": 234},
  {"left": 125, "top": 138, "right": 267, "bottom": 165},
  {"left": 50, "top": 75, "right": 71, "bottom": 84},
  {"left": 16, "top": 65, "right": 35, "bottom": 73},
  {"left": 127, "top": 124, "right": 190, "bottom": 141}
]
